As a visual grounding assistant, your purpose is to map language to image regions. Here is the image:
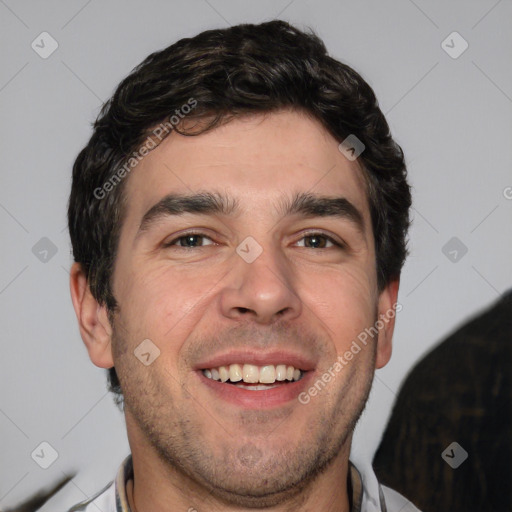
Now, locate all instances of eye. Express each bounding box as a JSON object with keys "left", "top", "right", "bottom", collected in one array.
[
  {"left": 295, "top": 233, "right": 342, "bottom": 249},
  {"left": 164, "top": 233, "right": 215, "bottom": 248}
]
